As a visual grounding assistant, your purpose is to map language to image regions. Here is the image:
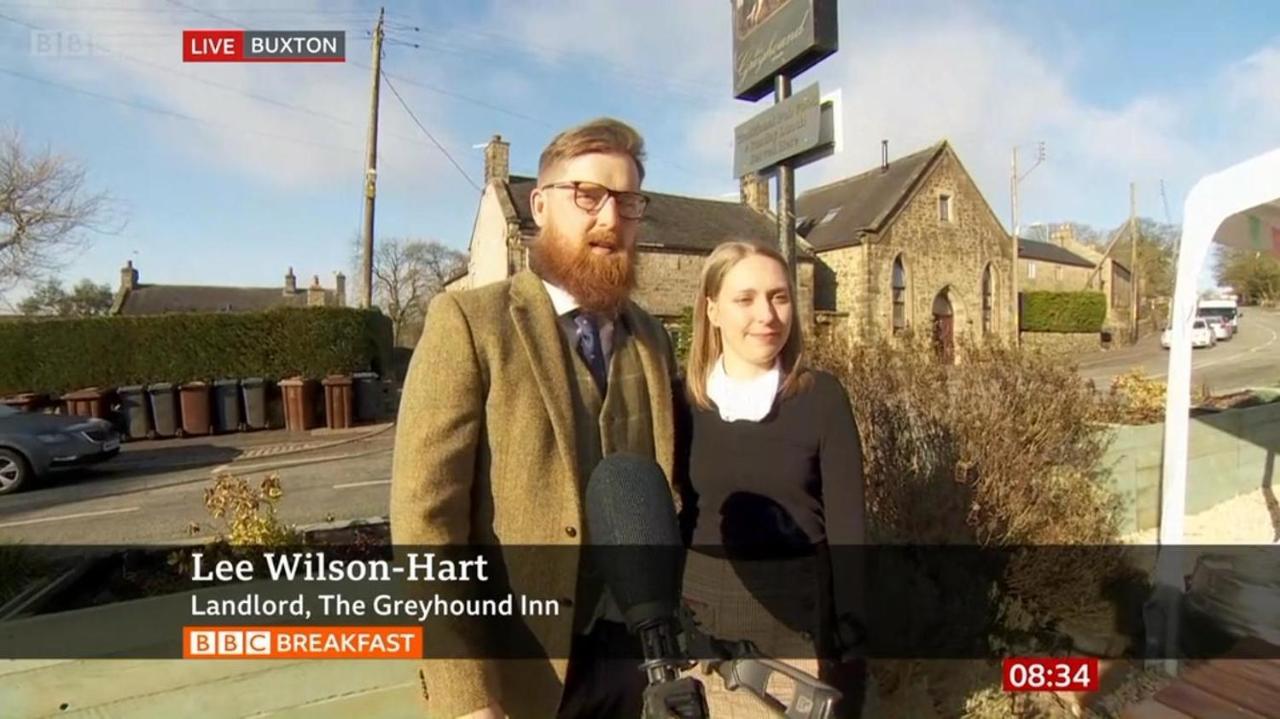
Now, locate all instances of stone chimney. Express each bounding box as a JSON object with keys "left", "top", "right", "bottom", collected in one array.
[
  {"left": 120, "top": 260, "right": 138, "bottom": 291},
  {"left": 1050, "top": 223, "right": 1075, "bottom": 248},
  {"left": 740, "top": 172, "right": 770, "bottom": 214},
  {"left": 484, "top": 134, "right": 510, "bottom": 185},
  {"left": 284, "top": 267, "right": 297, "bottom": 295},
  {"left": 881, "top": 140, "right": 889, "bottom": 172},
  {"left": 307, "top": 275, "right": 326, "bottom": 307},
  {"left": 334, "top": 272, "right": 346, "bottom": 307}
]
